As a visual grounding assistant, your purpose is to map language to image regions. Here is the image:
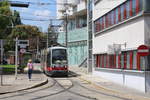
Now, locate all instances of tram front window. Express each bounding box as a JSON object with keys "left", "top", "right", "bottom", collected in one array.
[{"left": 52, "top": 49, "right": 67, "bottom": 65}]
